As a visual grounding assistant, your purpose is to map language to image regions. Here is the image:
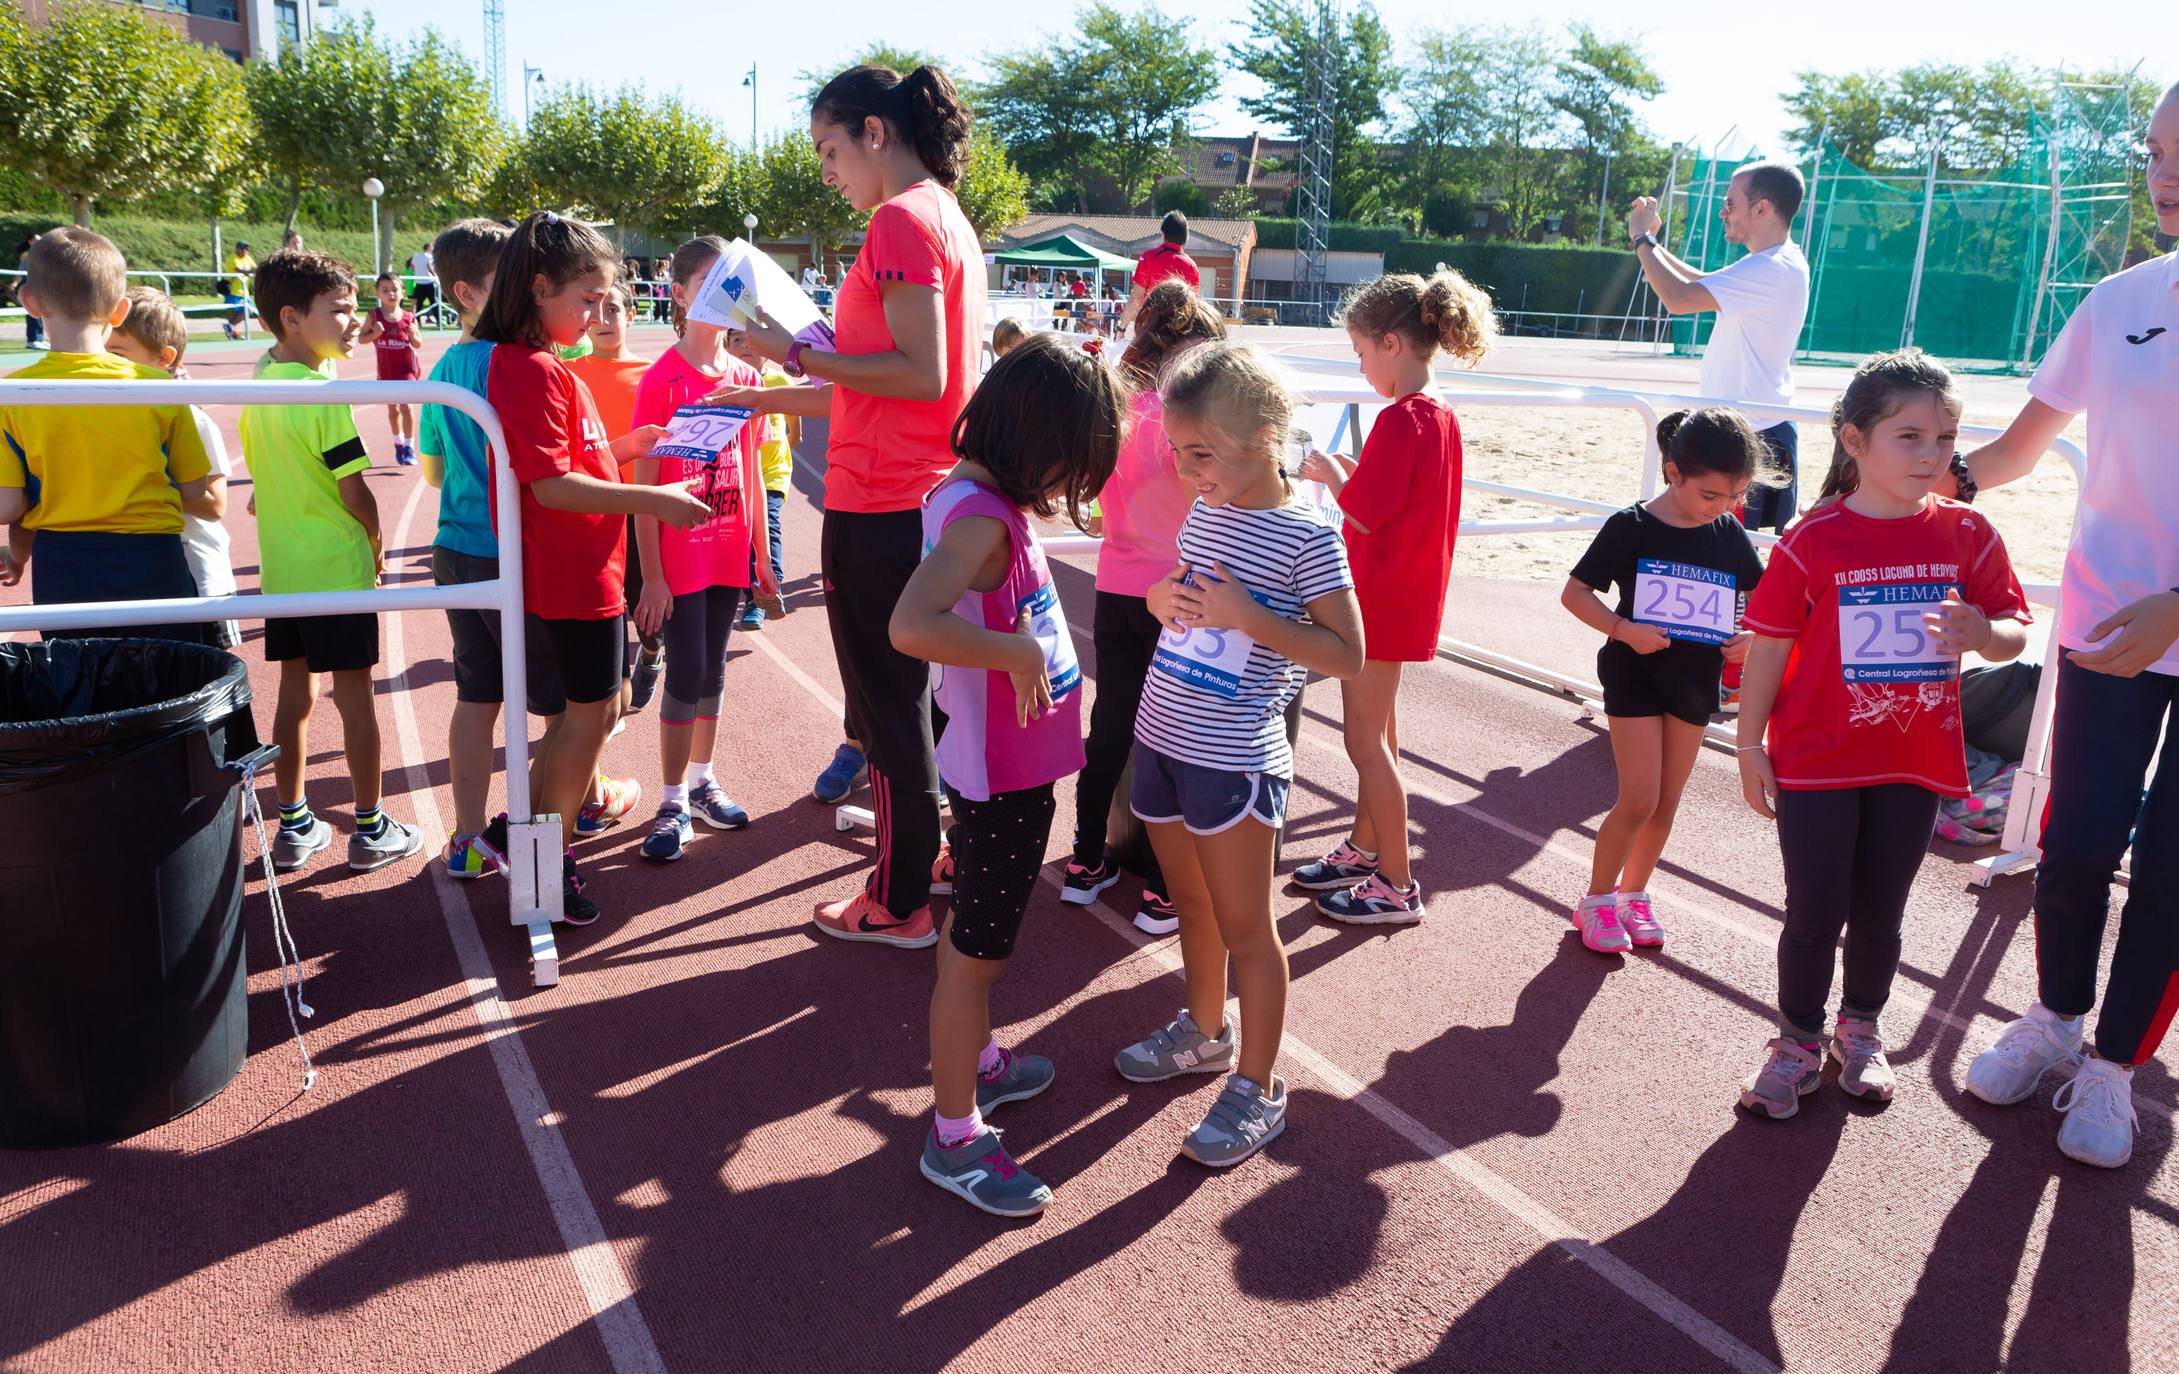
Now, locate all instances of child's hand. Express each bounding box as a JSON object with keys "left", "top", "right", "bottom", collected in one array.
[
  {"left": 1009, "top": 606, "right": 1054, "bottom": 727},
  {"left": 1616, "top": 618, "right": 1672, "bottom": 655},
  {"left": 1924, "top": 589, "right": 1991, "bottom": 657},
  {"left": 246, "top": 493, "right": 256, "bottom": 516},
  {"left": 1738, "top": 748, "right": 1778, "bottom": 819},
  {"left": 1721, "top": 630, "right": 1754, "bottom": 664},
  {"left": 700, "top": 383, "right": 771, "bottom": 412},
  {"left": 1299, "top": 449, "right": 1343, "bottom": 488},
  {"left": 652, "top": 480, "right": 712, "bottom": 530},
  {"left": 1177, "top": 561, "right": 1260, "bottom": 632},
  {"left": 754, "top": 559, "right": 781, "bottom": 603},
  {"left": 636, "top": 579, "right": 673, "bottom": 637},
  {"left": 2070, "top": 589, "right": 2179, "bottom": 678},
  {"left": 1145, "top": 562, "right": 1192, "bottom": 632},
  {"left": 611, "top": 424, "right": 666, "bottom": 463},
  {"left": 0, "top": 548, "right": 18, "bottom": 587}
]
